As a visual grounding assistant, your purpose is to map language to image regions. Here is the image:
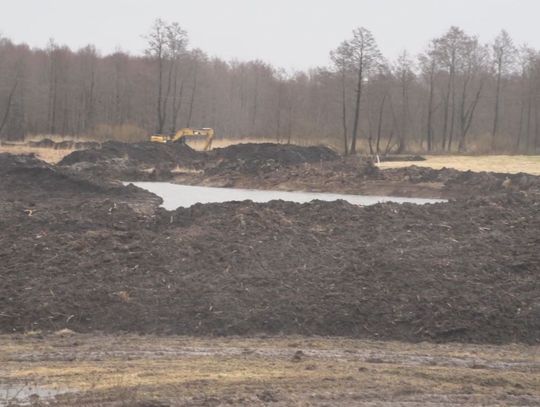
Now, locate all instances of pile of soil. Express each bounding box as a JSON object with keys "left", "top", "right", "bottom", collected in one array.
[
  {"left": 0, "top": 153, "right": 161, "bottom": 212},
  {"left": 377, "top": 155, "right": 426, "bottom": 162},
  {"left": 173, "top": 159, "right": 540, "bottom": 199},
  {"left": 59, "top": 140, "right": 202, "bottom": 167},
  {"left": 206, "top": 143, "right": 339, "bottom": 174},
  {"left": 27, "top": 138, "right": 100, "bottom": 150},
  {"left": 0, "top": 153, "right": 102, "bottom": 195},
  {"left": 58, "top": 141, "right": 205, "bottom": 180},
  {"left": 59, "top": 141, "right": 341, "bottom": 181},
  {"left": 1, "top": 153, "right": 538, "bottom": 344},
  {"left": 383, "top": 166, "right": 540, "bottom": 197}
]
